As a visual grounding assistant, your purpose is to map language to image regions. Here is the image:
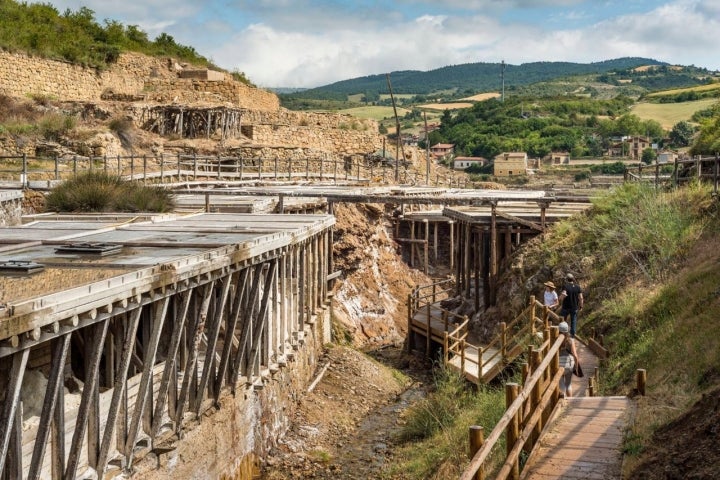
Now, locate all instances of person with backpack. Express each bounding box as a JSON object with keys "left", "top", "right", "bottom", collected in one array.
[{"left": 558, "top": 273, "right": 583, "bottom": 338}]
